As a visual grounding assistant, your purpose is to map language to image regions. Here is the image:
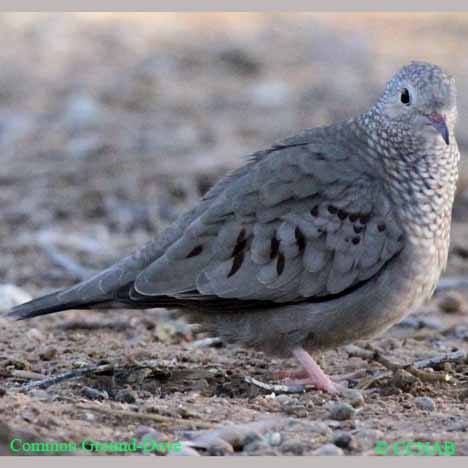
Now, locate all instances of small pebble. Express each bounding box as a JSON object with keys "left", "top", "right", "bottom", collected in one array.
[
  {"left": 414, "top": 396, "right": 436, "bottom": 411},
  {"left": 439, "top": 291, "right": 465, "bottom": 313},
  {"left": 114, "top": 388, "right": 137, "bottom": 404},
  {"left": 39, "top": 347, "right": 57, "bottom": 361},
  {"left": 341, "top": 388, "right": 365, "bottom": 407},
  {"left": 243, "top": 439, "right": 271, "bottom": 454},
  {"left": 81, "top": 386, "right": 108, "bottom": 400},
  {"left": 312, "top": 443, "right": 344, "bottom": 456},
  {"left": 135, "top": 425, "right": 159, "bottom": 440},
  {"left": 281, "top": 439, "right": 304, "bottom": 455},
  {"left": 207, "top": 438, "right": 234, "bottom": 456},
  {"left": 266, "top": 431, "right": 282, "bottom": 447},
  {"left": 328, "top": 402, "right": 355, "bottom": 421},
  {"left": 356, "top": 429, "right": 384, "bottom": 450},
  {"left": 276, "top": 394, "right": 290, "bottom": 405},
  {"left": 26, "top": 328, "right": 44, "bottom": 342},
  {"left": 331, "top": 431, "right": 353, "bottom": 449}
]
